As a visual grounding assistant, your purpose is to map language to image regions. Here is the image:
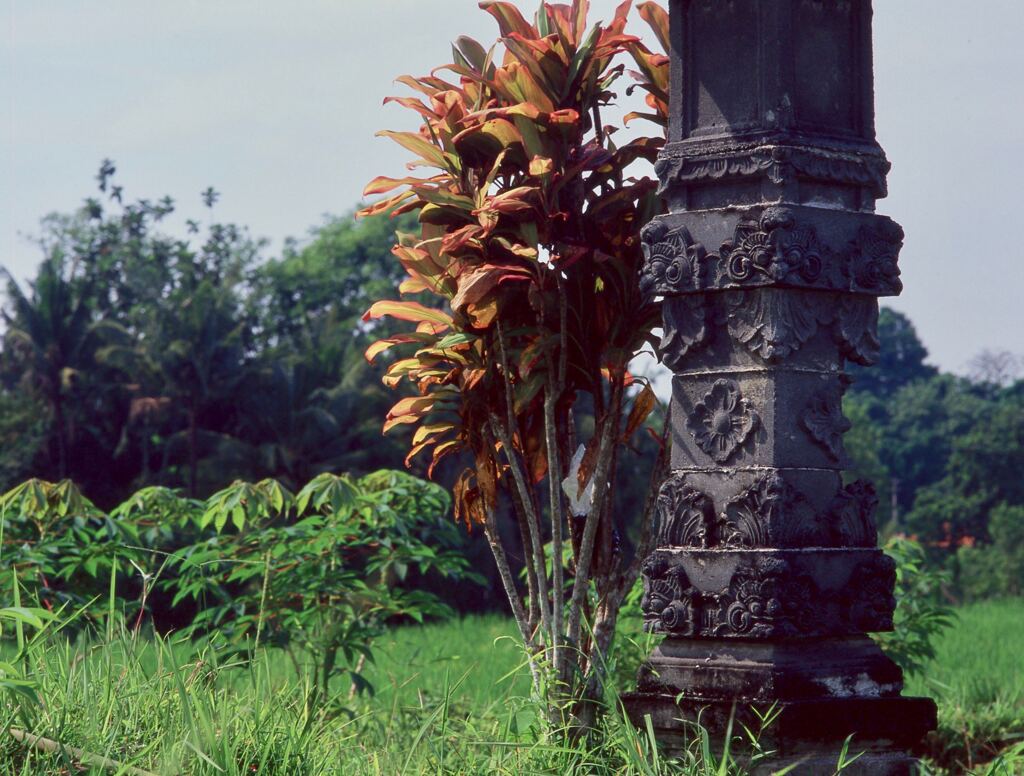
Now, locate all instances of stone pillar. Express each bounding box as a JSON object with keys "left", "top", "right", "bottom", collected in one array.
[{"left": 622, "top": 2, "right": 936, "bottom": 773}]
